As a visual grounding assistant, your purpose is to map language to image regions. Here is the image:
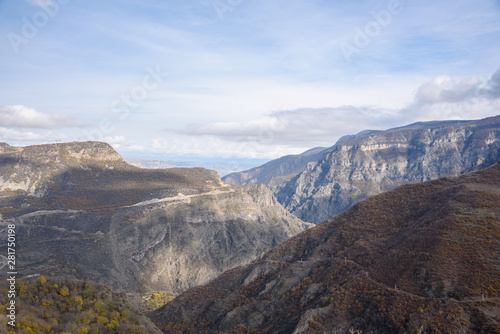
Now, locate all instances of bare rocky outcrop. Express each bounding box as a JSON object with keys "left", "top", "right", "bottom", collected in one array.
[
  {"left": 0, "top": 141, "right": 129, "bottom": 196},
  {"left": 275, "top": 116, "right": 500, "bottom": 223}
]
